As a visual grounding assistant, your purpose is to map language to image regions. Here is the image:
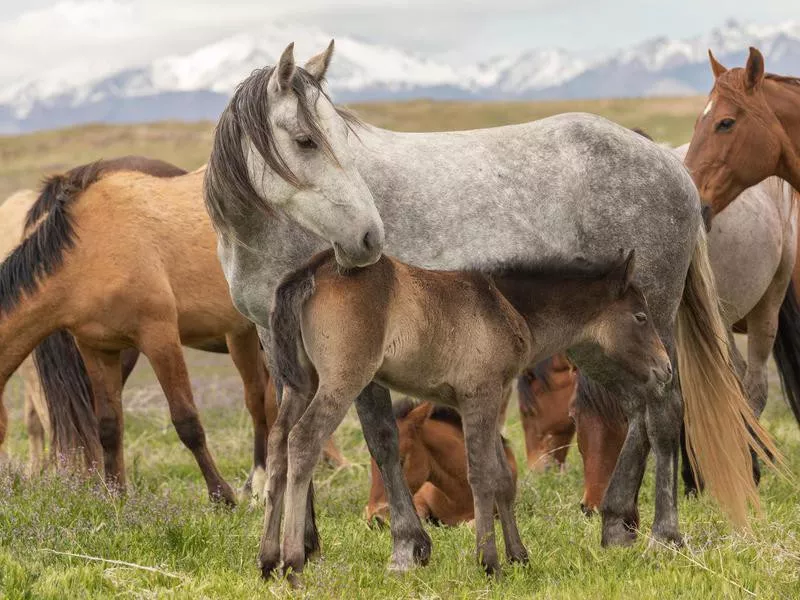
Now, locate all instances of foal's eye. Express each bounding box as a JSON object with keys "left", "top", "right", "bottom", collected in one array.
[
  {"left": 634, "top": 312, "right": 647, "bottom": 324},
  {"left": 715, "top": 118, "right": 735, "bottom": 133},
  {"left": 295, "top": 136, "right": 318, "bottom": 150}
]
